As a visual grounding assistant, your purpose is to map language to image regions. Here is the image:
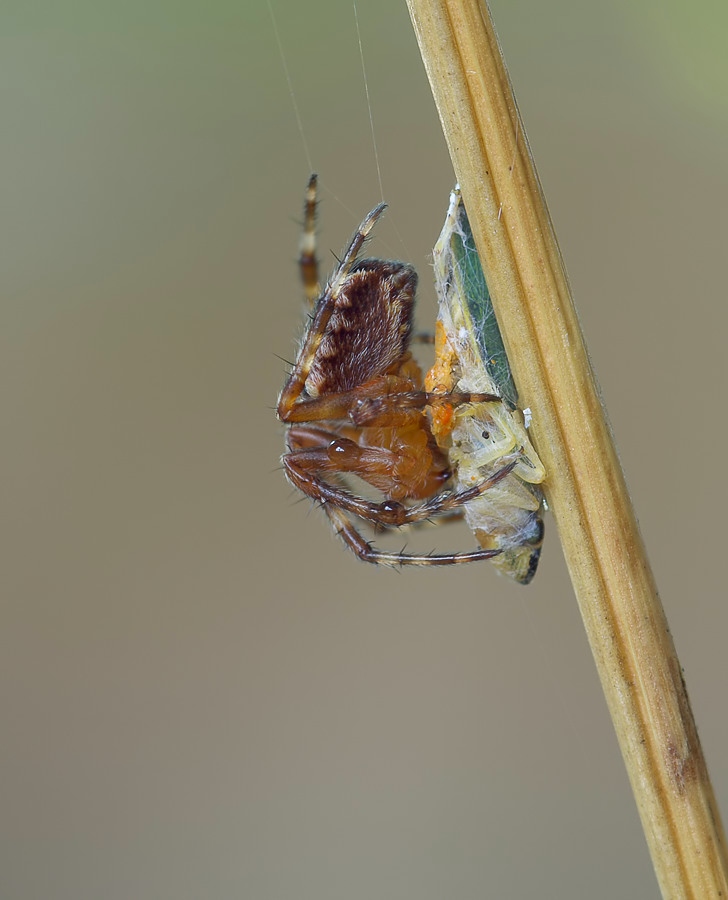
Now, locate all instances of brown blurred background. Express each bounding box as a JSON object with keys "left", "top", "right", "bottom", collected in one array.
[{"left": 2, "top": 1, "right": 727, "bottom": 897}]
